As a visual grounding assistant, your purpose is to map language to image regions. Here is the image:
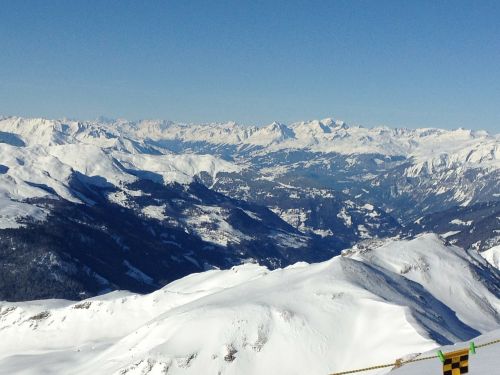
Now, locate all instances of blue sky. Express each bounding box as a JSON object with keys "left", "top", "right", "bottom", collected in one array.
[{"left": 0, "top": 0, "right": 499, "bottom": 131}]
